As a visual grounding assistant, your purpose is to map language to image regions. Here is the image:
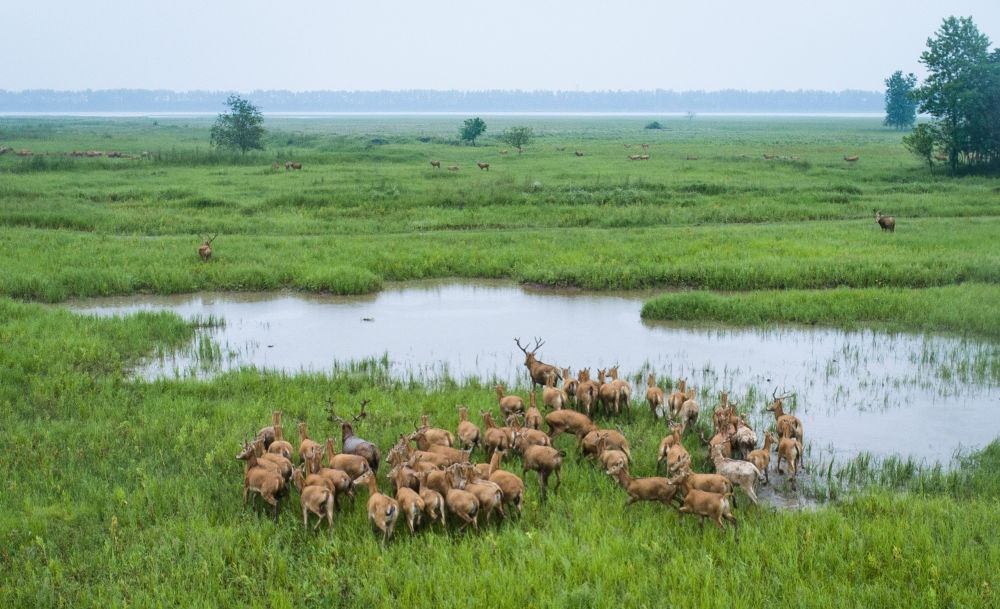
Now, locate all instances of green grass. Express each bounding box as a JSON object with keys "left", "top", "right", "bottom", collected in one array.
[
  {"left": 642, "top": 284, "right": 1000, "bottom": 339},
  {"left": 2, "top": 116, "right": 1000, "bottom": 607}
]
